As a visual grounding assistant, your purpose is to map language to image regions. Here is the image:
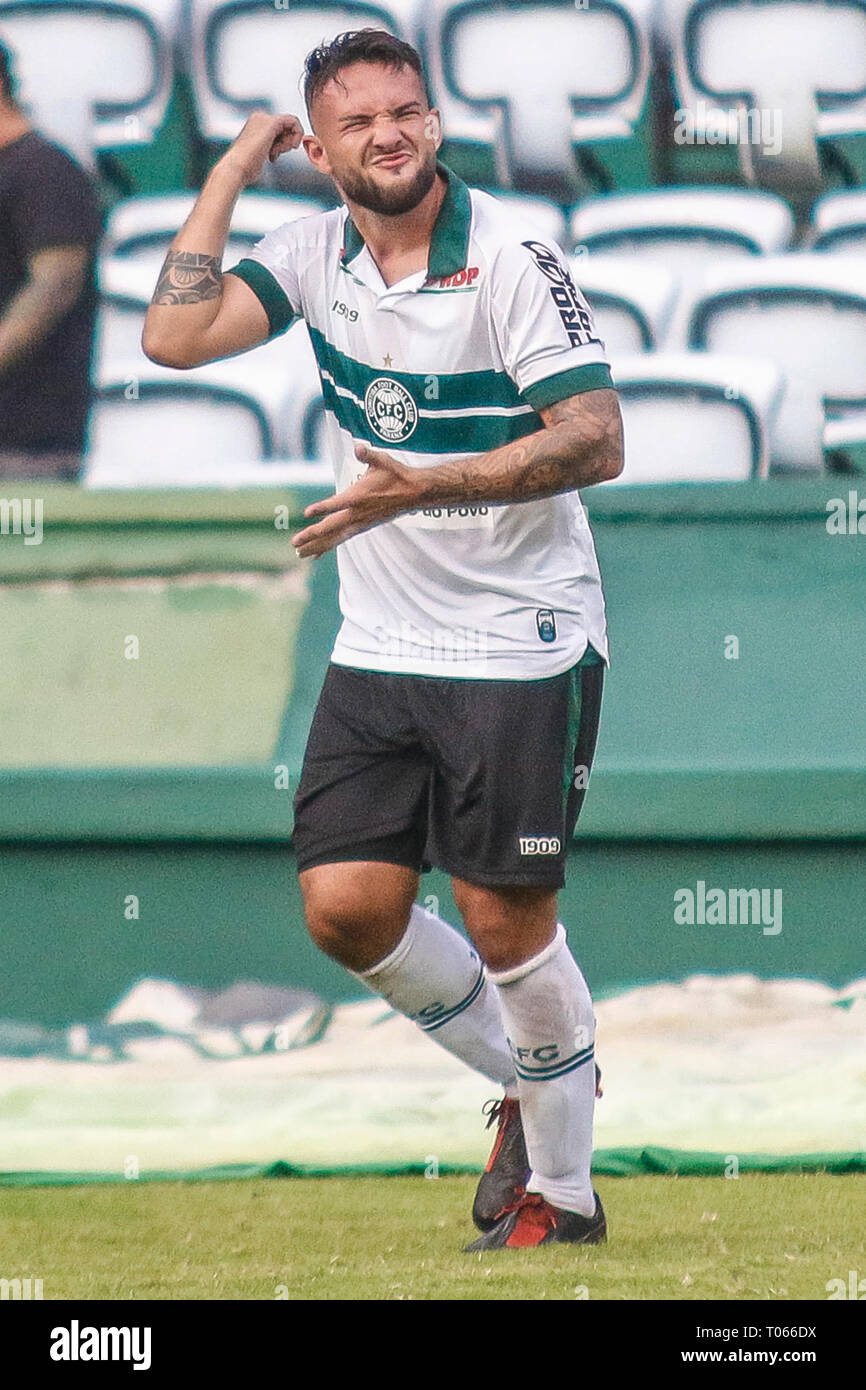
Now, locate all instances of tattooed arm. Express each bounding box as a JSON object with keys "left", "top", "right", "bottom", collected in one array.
[
  {"left": 415, "top": 388, "right": 623, "bottom": 504},
  {"left": 292, "top": 389, "right": 623, "bottom": 558},
  {"left": 142, "top": 111, "right": 303, "bottom": 368}
]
